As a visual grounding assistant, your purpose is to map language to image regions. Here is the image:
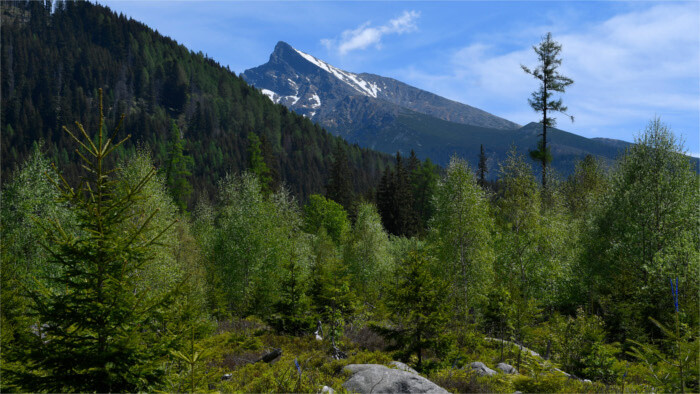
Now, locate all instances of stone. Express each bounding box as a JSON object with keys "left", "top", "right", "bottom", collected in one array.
[
  {"left": 221, "top": 373, "right": 232, "bottom": 381},
  {"left": 389, "top": 361, "right": 418, "bottom": 375},
  {"left": 495, "top": 362, "right": 517, "bottom": 375},
  {"left": 257, "top": 348, "right": 282, "bottom": 363},
  {"left": 343, "top": 364, "right": 448, "bottom": 393},
  {"left": 320, "top": 385, "right": 335, "bottom": 393},
  {"left": 583, "top": 379, "right": 592, "bottom": 384},
  {"left": 469, "top": 362, "right": 497, "bottom": 377}
]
